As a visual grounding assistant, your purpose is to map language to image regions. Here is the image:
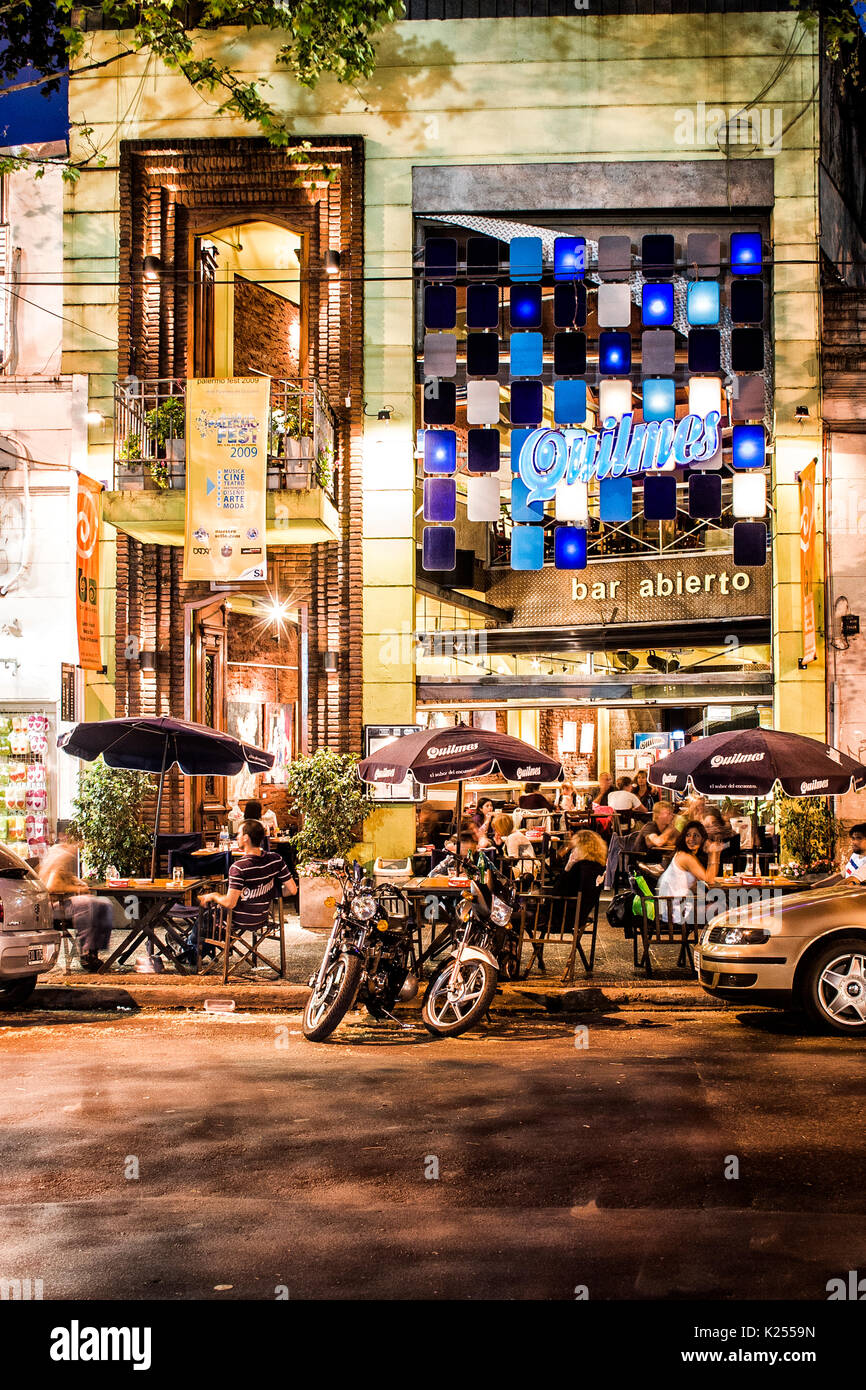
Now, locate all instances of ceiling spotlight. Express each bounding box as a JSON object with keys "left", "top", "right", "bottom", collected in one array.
[
  {"left": 142, "top": 255, "right": 162, "bottom": 280},
  {"left": 324, "top": 248, "right": 341, "bottom": 275},
  {"left": 647, "top": 651, "right": 680, "bottom": 673},
  {"left": 613, "top": 650, "right": 639, "bottom": 671}
]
